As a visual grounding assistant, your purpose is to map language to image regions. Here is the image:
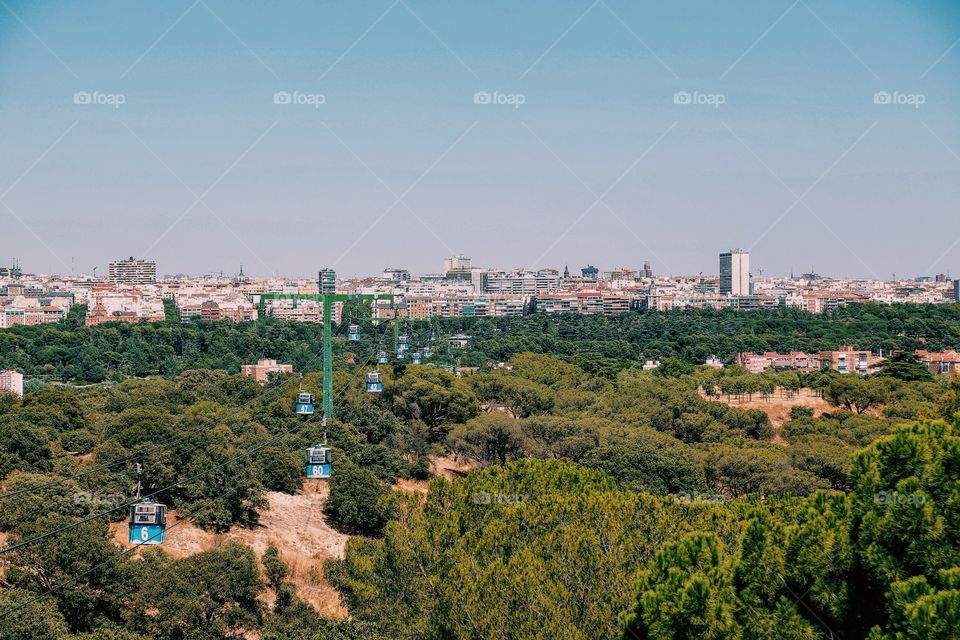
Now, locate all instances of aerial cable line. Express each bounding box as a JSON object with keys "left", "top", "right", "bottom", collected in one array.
[
  {"left": 0, "top": 302, "right": 389, "bottom": 554},
  {"left": 0, "top": 409, "right": 323, "bottom": 557},
  {"left": 0, "top": 484, "right": 237, "bottom": 624},
  {"left": 0, "top": 320, "right": 396, "bottom": 626},
  {"left": 0, "top": 382, "right": 294, "bottom": 503}
]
